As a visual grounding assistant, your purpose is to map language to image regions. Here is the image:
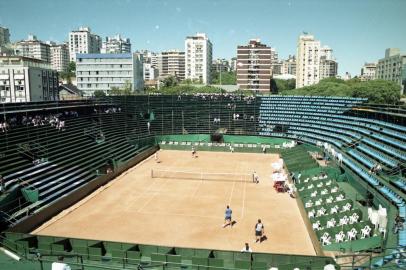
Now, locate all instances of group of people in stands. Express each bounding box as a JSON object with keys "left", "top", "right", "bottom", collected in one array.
[{"left": 0, "top": 110, "right": 80, "bottom": 133}]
